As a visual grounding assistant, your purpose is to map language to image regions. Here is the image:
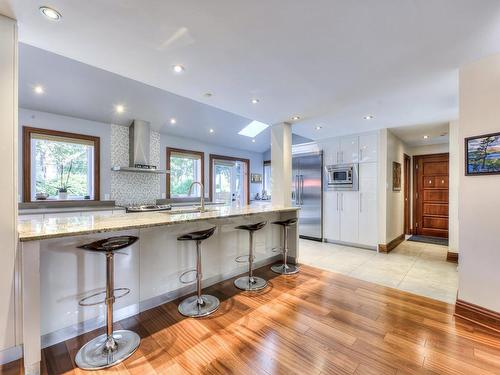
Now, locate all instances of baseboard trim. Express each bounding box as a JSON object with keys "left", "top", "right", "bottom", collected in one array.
[
  {"left": 0, "top": 345, "right": 23, "bottom": 365},
  {"left": 446, "top": 252, "right": 459, "bottom": 263},
  {"left": 378, "top": 234, "right": 405, "bottom": 253},
  {"left": 323, "top": 239, "right": 377, "bottom": 251},
  {"left": 455, "top": 299, "right": 500, "bottom": 333}
]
